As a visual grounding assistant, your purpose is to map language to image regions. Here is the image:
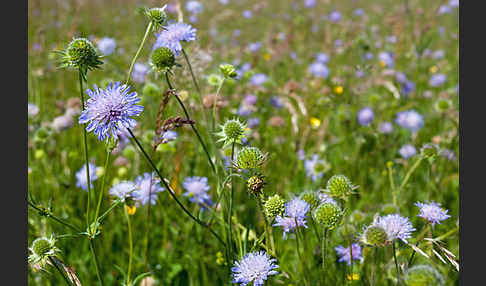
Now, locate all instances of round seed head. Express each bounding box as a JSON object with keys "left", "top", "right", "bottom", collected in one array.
[
  {"left": 313, "top": 202, "right": 343, "bottom": 229},
  {"left": 264, "top": 194, "right": 286, "bottom": 218},
  {"left": 28, "top": 236, "right": 59, "bottom": 269},
  {"left": 300, "top": 190, "right": 321, "bottom": 210},
  {"left": 235, "top": 146, "right": 266, "bottom": 170},
  {"left": 326, "top": 174, "right": 354, "bottom": 199},
  {"left": 151, "top": 47, "right": 175, "bottom": 71},
  {"left": 435, "top": 99, "right": 451, "bottom": 112},
  {"left": 145, "top": 6, "right": 167, "bottom": 28},
  {"left": 404, "top": 265, "right": 445, "bottom": 286},
  {"left": 246, "top": 174, "right": 265, "bottom": 195},
  {"left": 216, "top": 118, "right": 248, "bottom": 147},
  {"left": 220, "top": 63, "right": 237, "bottom": 78},
  {"left": 362, "top": 225, "right": 387, "bottom": 247},
  {"left": 420, "top": 143, "right": 440, "bottom": 158},
  {"left": 64, "top": 38, "right": 103, "bottom": 73}
]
